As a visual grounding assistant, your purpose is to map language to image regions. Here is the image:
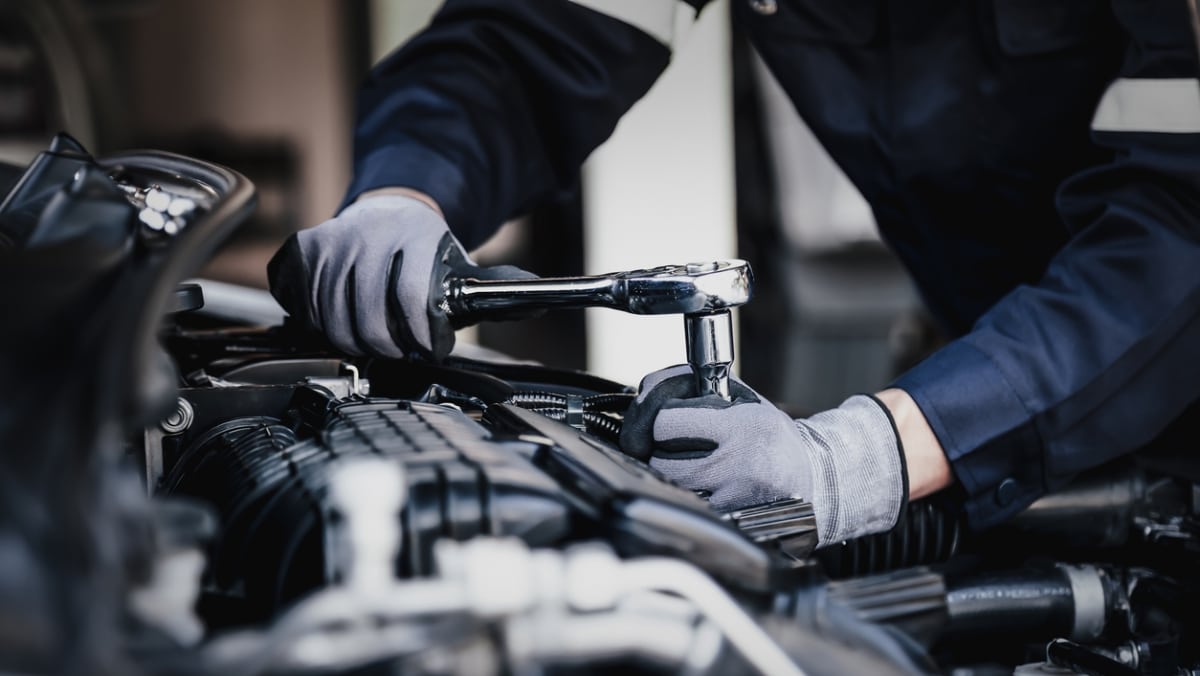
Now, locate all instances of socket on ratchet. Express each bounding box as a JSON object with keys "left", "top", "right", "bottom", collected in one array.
[{"left": 441, "top": 260, "right": 753, "bottom": 399}]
